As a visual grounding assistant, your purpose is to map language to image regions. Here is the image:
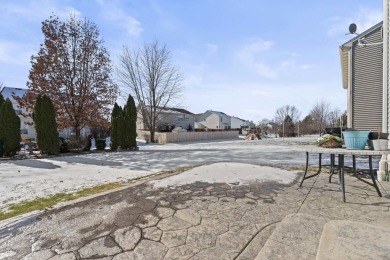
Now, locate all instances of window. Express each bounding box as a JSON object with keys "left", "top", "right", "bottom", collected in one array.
[
  {"left": 220, "top": 118, "right": 222, "bottom": 122},
  {"left": 178, "top": 115, "right": 189, "bottom": 121},
  {"left": 20, "top": 129, "right": 28, "bottom": 135}
]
